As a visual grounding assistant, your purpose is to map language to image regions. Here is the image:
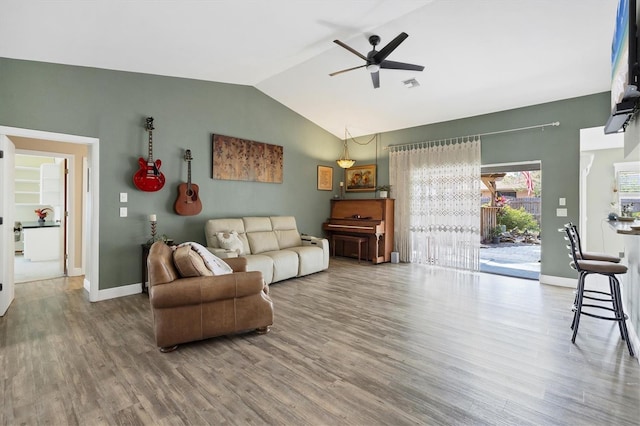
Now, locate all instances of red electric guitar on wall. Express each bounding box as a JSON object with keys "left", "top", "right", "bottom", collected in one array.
[
  {"left": 133, "top": 117, "right": 165, "bottom": 192},
  {"left": 174, "top": 149, "right": 202, "bottom": 216}
]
